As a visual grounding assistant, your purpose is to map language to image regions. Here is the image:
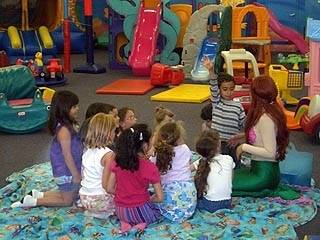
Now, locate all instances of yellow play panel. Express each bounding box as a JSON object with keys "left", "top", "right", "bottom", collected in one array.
[{"left": 151, "top": 84, "right": 210, "bottom": 103}]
